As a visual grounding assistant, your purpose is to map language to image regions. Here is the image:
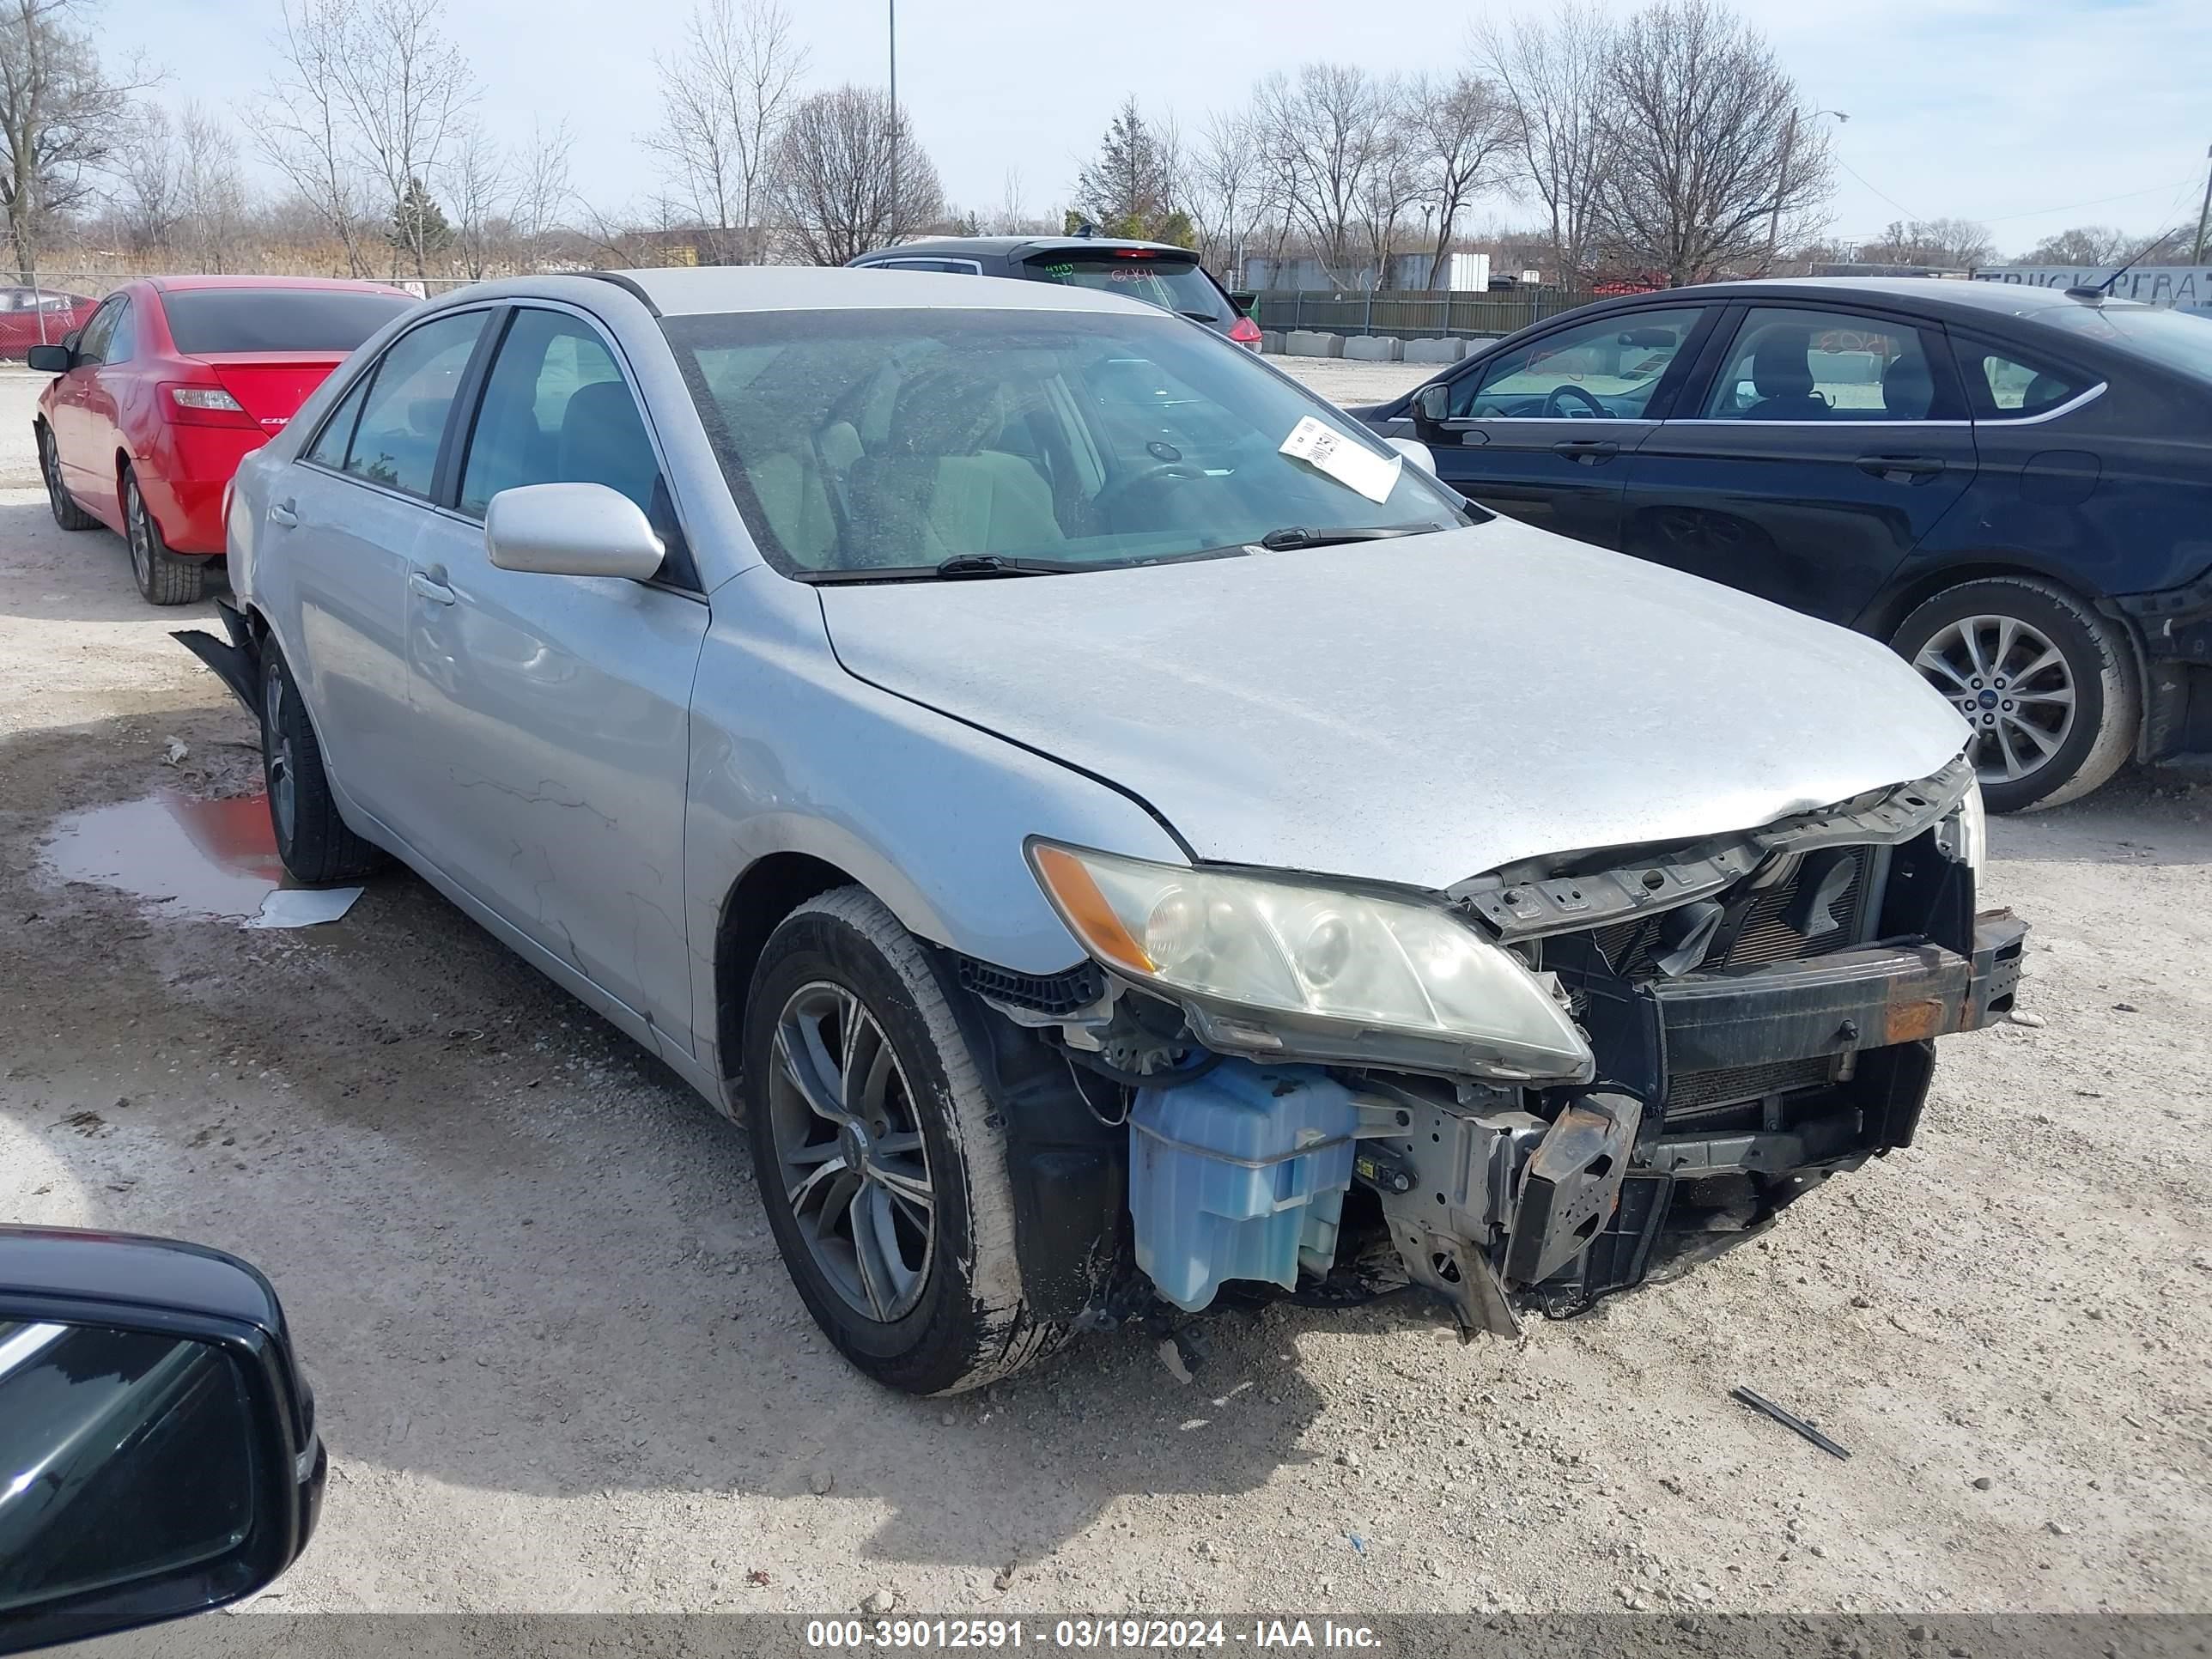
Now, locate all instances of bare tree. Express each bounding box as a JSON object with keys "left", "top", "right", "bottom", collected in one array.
[
  {"left": 2023, "top": 224, "right": 2136, "bottom": 266},
  {"left": 1588, "top": 0, "right": 1831, "bottom": 286},
  {"left": 112, "top": 101, "right": 181, "bottom": 256},
  {"left": 1253, "top": 64, "right": 1400, "bottom": 288},
  {"left": 1407, "top": 70, "right": 1510, "bottom": 287},
  {"left": 0, "top": 0, "right": 143, "bottom": 284},
  {"left": 258, "top": 0, "right": 372, "bottom": 274},
  {"left": 511, "top": 118, "right": 574, "bottom": 251},
  {"left": 1855, "top": 216, "right": 1996, "bottom": 270},
  {"left": 769, "top": 84, "right": 940, "bottom": 265},
  {"left": 1475, "top": 5, "right": 1619, "bottom": 285},
  {"left": 443, "top": 118, "right": 506, "bottom": 278},
  {"left": 1353, "top": 121, "right": 1425, "bottom": 288},
  {"left": 645, "top": 0, "right": 807, "bottom": 263},
  {"left": 1184, "top": 111, "right": 1272, "bottom": 282},
  {"left": 333, "top": 0, "right": 473, "bottom": 279},
  {"left": 177, "top": 102, "right": 252, "bottom": 270}
]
